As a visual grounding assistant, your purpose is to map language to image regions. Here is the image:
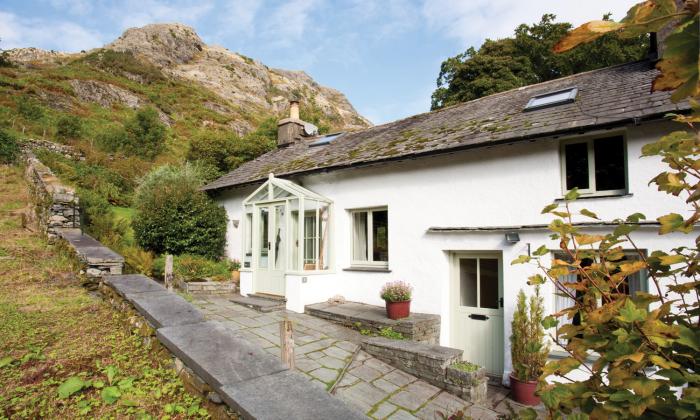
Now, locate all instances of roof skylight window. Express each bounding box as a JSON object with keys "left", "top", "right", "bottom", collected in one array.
[
  {"left": 524, "top": 87, "right": 578, "bottom": 111},
  {"left": 310, "top": 132, "right": 344, "bottom": 147}
]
